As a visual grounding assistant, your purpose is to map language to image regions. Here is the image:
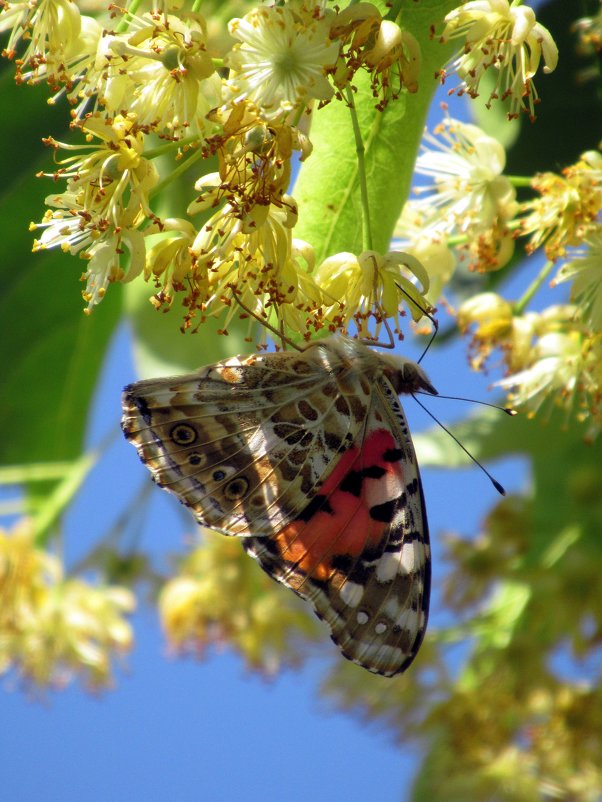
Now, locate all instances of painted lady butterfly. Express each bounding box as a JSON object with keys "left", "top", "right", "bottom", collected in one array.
[{"left": 121, "top": 335, "right": 437, "bottom": 676}]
